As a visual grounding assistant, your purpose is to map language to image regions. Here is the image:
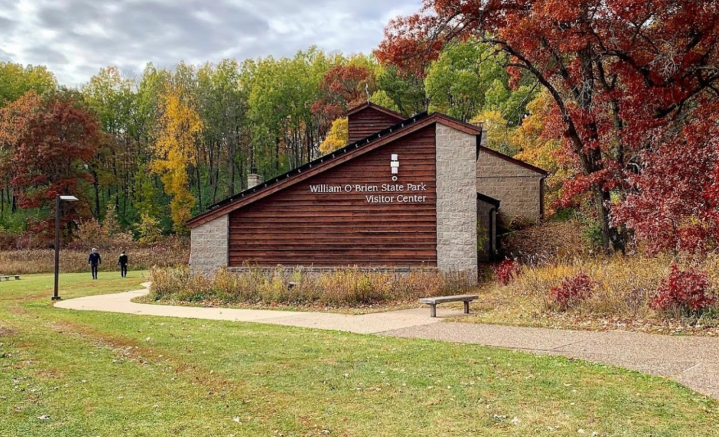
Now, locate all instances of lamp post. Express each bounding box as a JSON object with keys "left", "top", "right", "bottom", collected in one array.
[{"left": 53, "top": 195, "right": 78, "bottom": 301}]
